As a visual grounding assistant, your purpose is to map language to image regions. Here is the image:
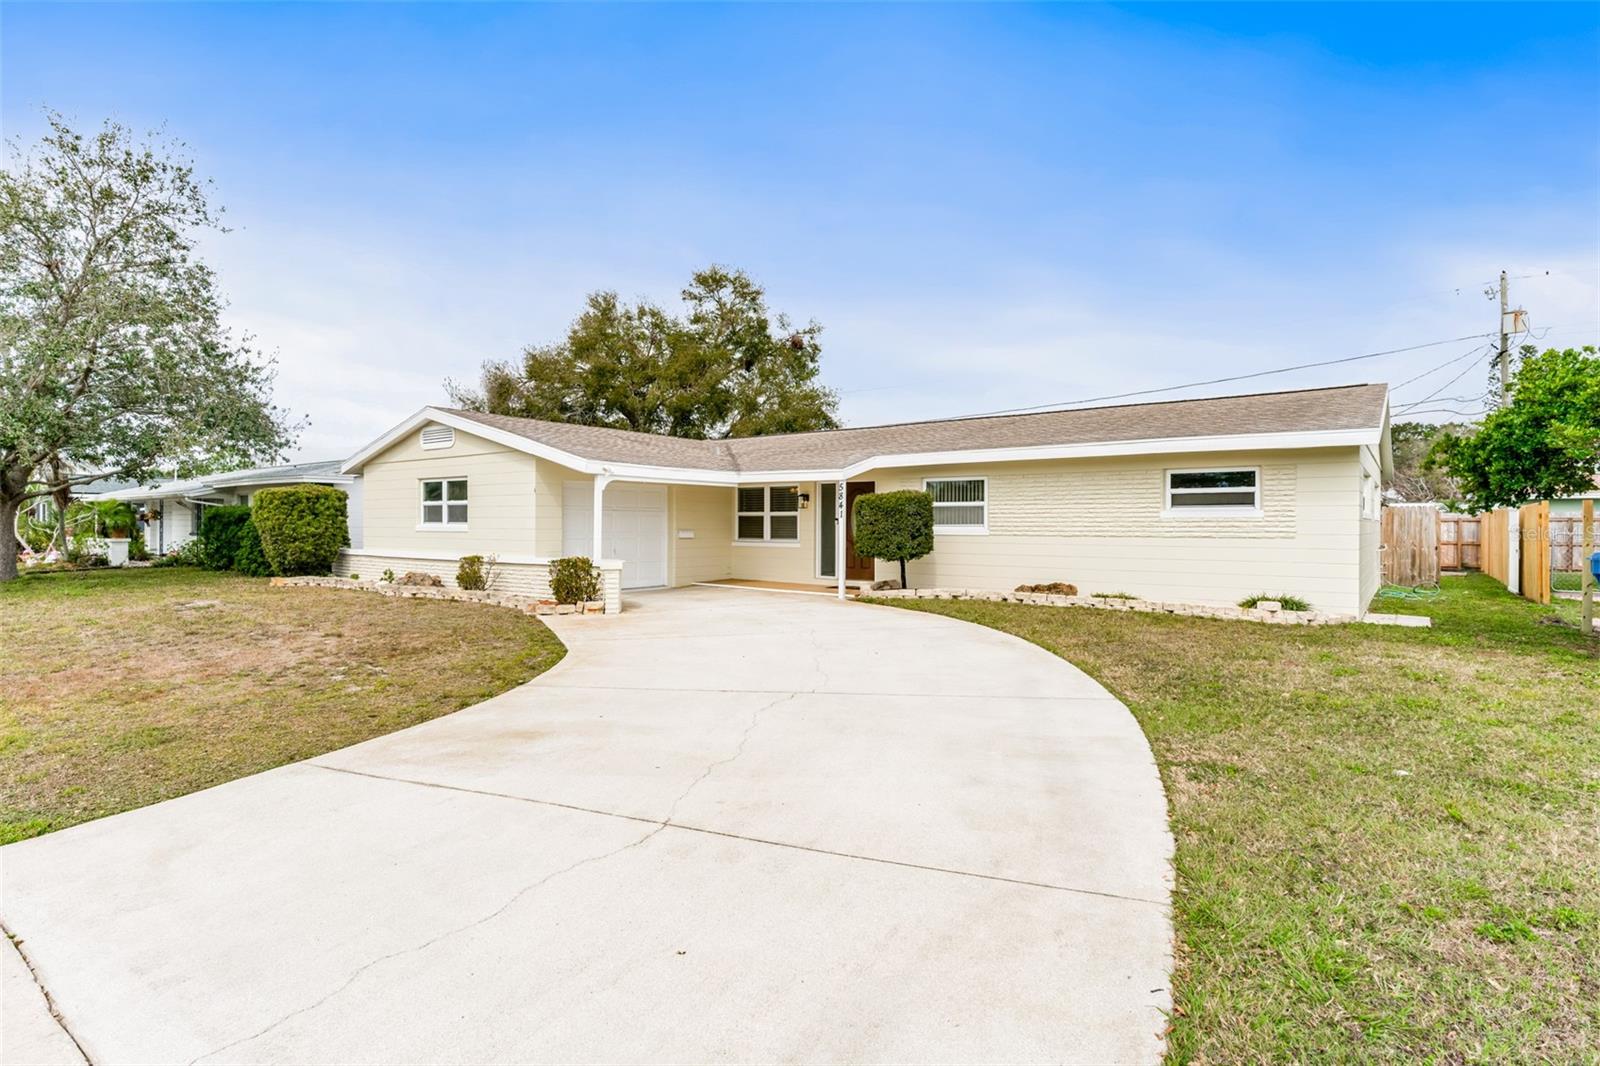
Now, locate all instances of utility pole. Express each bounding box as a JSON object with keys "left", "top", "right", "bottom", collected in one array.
[{"left": 1497, "top": 269, "right": 1510, "bottom": 405}]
